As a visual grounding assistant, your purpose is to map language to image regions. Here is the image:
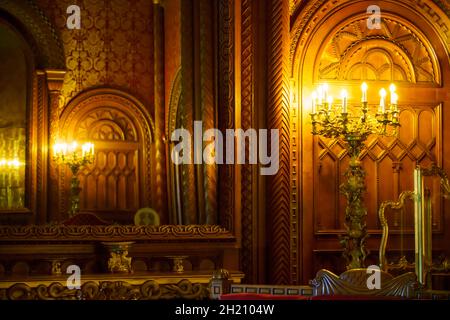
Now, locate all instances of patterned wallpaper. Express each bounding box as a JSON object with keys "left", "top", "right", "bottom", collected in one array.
[{"left": 36, "top": 0, "right": 154, "bottom": 111}]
